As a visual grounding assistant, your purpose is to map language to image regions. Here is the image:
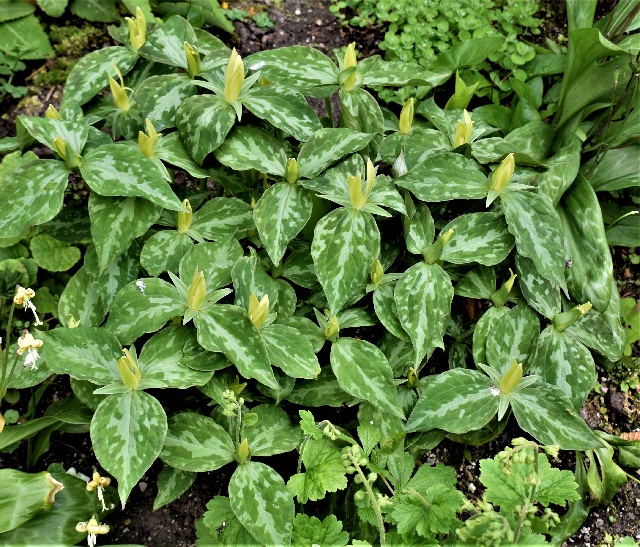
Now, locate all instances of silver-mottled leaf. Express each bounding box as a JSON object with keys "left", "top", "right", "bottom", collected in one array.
[
  {"left": 261, "top": 324, "right": 321, "bottom": 379},
  {"left": 246, "top": 404, "right": 302, "bottom": 457},
  {"left": 58, "top": 267, "right": 106, "bottom": 328},
  {"left": 179, "top": 237, "right": 244, "bottom": 291},
  {"left": 373, "top": 282, "right": 409, "bottom": 341},
  {"left": 140, "top": 230, "right": 194, "bottom": 276},
  {"left": 135, "top": 74, "right": 196, "bottom": 130},
  {"left": 154, "top": 132, "right": 211, "bottom": 178},
  {"left": 153, "top": 466, "right": 196, "bottom": 510},
  {"left": 454, "top": 266, "right": 496, "bottom": 300},
  {"left": 214, "top": 126, "right": 286, "bottom": 176},
  {"left": 338, "top": 87, "right": 383, "bottom": 134},
  {"left": 191, "top": 197, "right": 253, "bottom": 240},
  {"left": 139, "top": 15, "right": 196, "bottom": 68},
  {"left": 231, "top": 251, "right": 279, "bottom": 311},
  {"left": 515, "top": 253, "right": 560, "bottom": 319},
  {"left": 17, "top": 116, "right": 88, "bottom": 155}
]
